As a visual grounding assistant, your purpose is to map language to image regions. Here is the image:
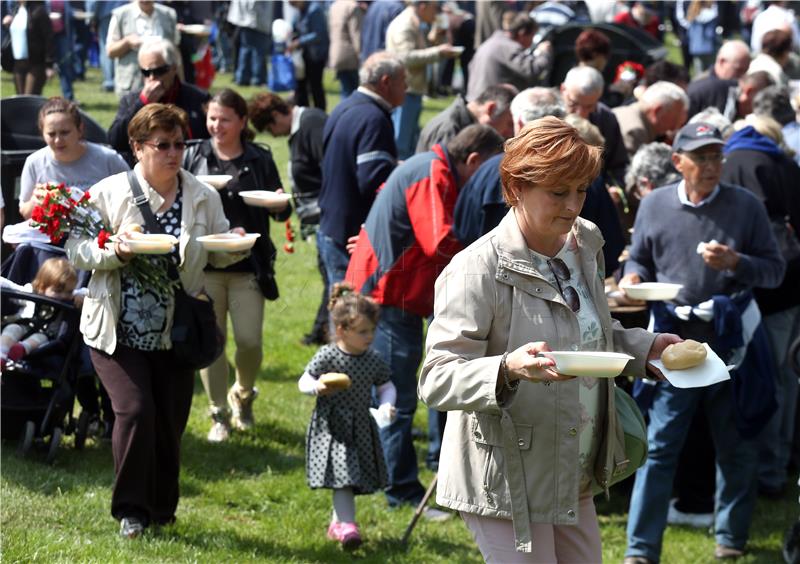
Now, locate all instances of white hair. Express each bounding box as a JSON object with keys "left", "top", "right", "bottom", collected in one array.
[
  {"left": 640, "top": 81, "right": 689, "bottom": 110},
  {"left": 563, "top": 66, "right": 605, "bottom": 96},
  {"left": 689, "top": 106, "right": 734, "bottom": 139},
  {"left": 510, "top": 87, "right": 564, "bottom": 125},
  {"left": 138, "top": 37, "right": 179, "bottom": 67},
  {"left": 359, "top": 51, "right": 404, "bottom": 87}
]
